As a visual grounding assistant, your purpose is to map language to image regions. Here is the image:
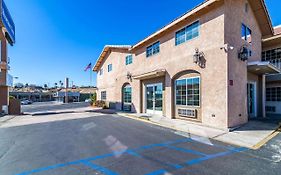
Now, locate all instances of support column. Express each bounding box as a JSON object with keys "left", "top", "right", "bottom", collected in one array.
[
  {"left": 0, "top": 29, "right": 9, "bottom": 113},
  {"left": 262, "top": 74, "right": 266, "bottom": 118}
]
